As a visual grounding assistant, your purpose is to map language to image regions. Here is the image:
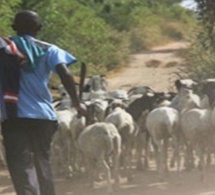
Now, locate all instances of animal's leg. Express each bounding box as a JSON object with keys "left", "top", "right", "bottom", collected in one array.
[
  {"left": 163, "top": 138, "right": 169, "bottom": 175},
  {"left": 112, "top": 137, "right": 121, "bottom": 186},
  {"left": 98, "top": 158, "right": 113, "bottom": 195},
  {"left": 197, "top": 145, "right": 205, "bottom": 182},
  {"left": 151, "top": 140, "right": 162, "bottom": 179}
]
